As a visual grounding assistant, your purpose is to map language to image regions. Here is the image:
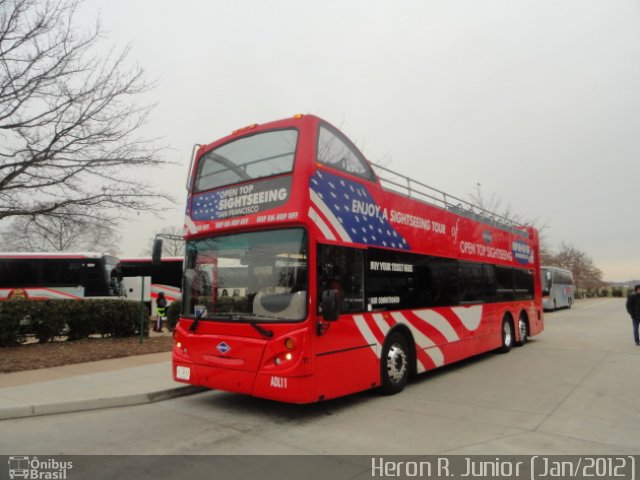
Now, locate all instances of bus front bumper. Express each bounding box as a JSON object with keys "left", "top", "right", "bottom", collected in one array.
[{"left": 173, "top": 359, "right": 316, "bottom": 404}]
